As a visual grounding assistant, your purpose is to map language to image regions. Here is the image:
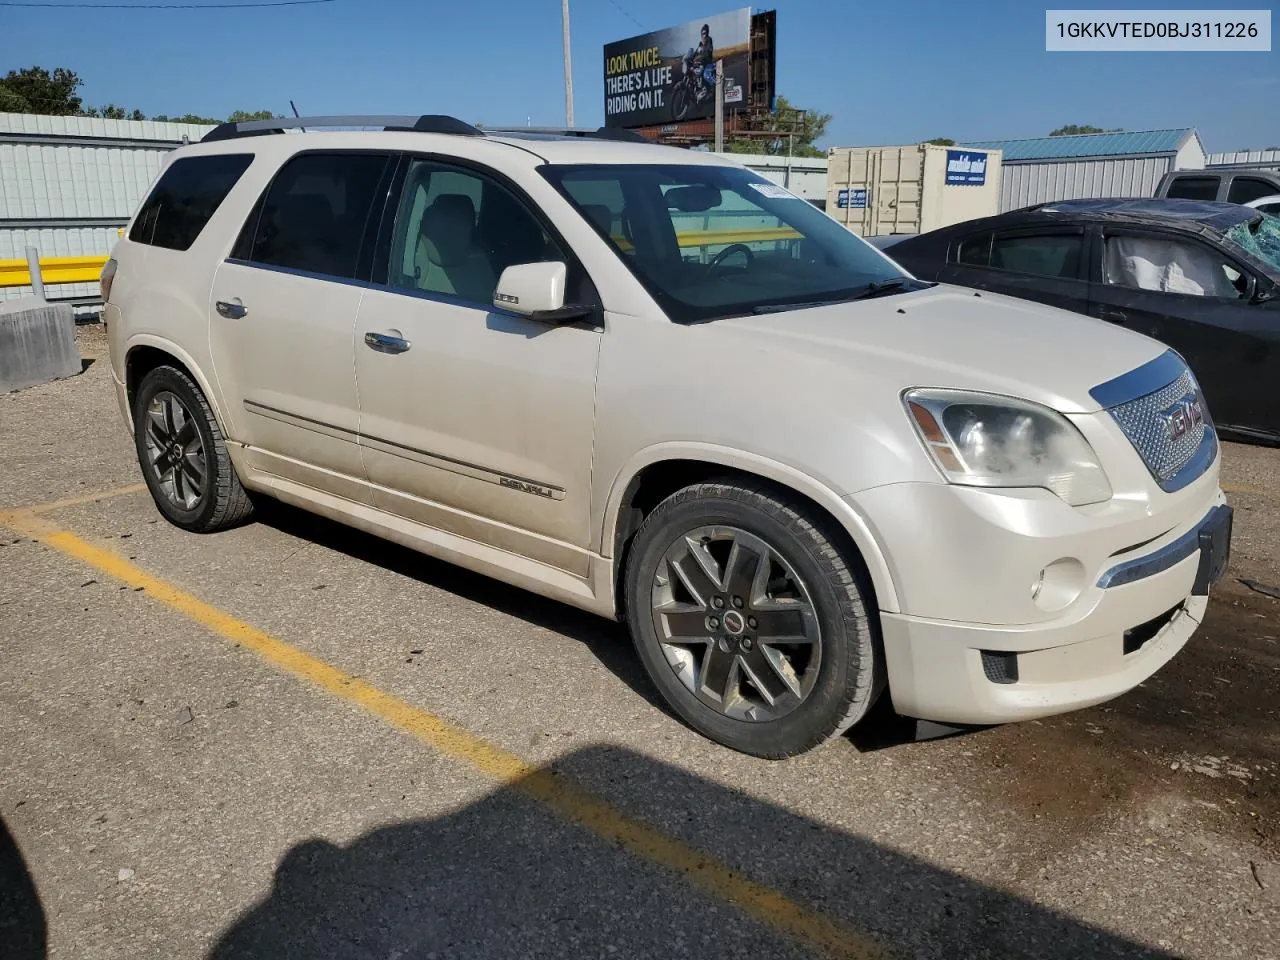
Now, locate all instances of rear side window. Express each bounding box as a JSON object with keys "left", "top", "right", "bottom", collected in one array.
[
  {"left": 955, "top": 234, "right": 991, "bottom": 266},
  {"left": 129, "top": 154, "right": 253, "bottom": 251},
  {"left": 1164, "top": 176, "right": 1219, "bottom": 201},
  {"left": 237, "top": 152, "right": 390, "bottom": 280},
  {"left": 990, "top": 233, "right": 1082, "bottom": 279},
  {"left": 1227, "top": 177, "right": 1279, "bottom": 205}
]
